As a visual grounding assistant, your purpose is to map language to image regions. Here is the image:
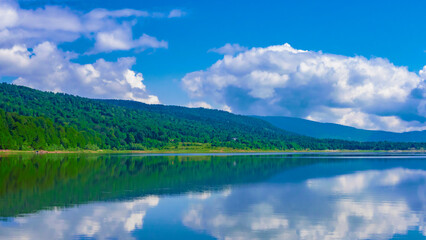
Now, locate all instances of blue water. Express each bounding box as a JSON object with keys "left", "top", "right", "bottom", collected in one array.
[{"left": 0, "top": 153, "right": 425, "bottom": 239}]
